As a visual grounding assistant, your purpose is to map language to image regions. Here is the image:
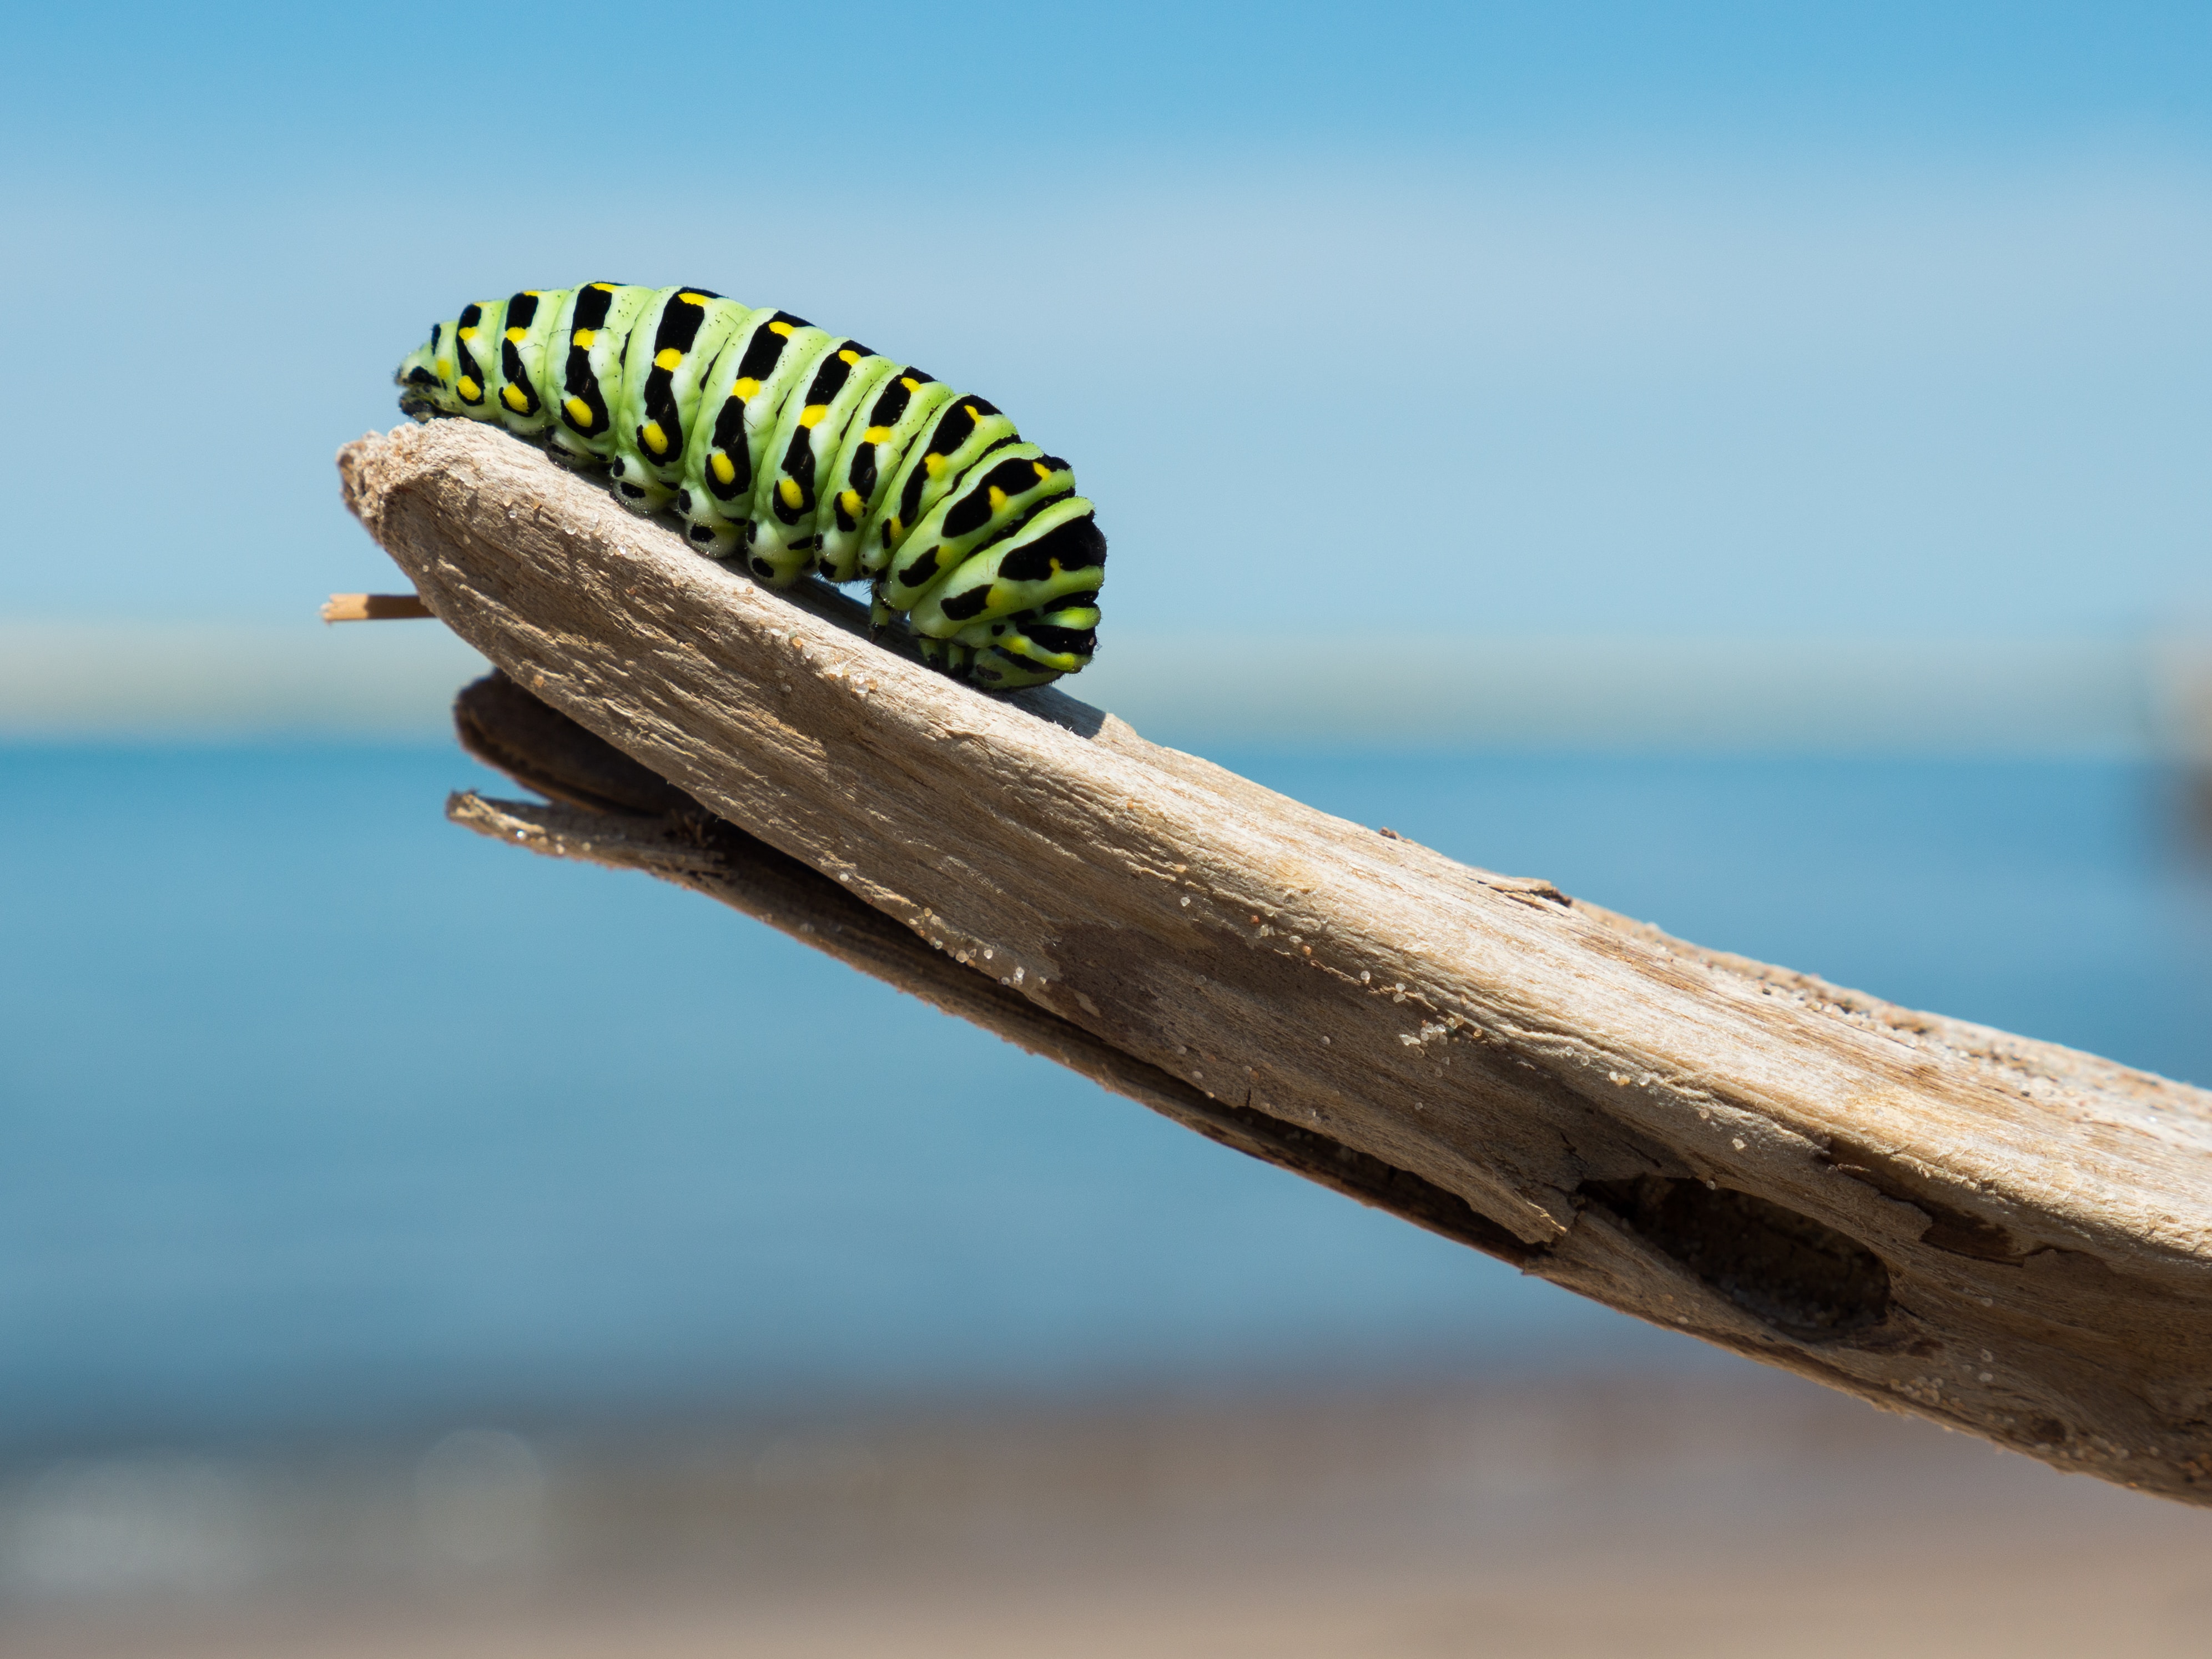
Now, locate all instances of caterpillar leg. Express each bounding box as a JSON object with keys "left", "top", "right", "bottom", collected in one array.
[
  {"left": 901, "top": 596, "right": 1100, "bottom": 690},
  {"left": 914, "top": 636, "right": 966, "bottom": 677},
  {"left": 738, "top": 526, "right": 822, "bottom": 586},
  {"left": 959, "top": 598, "right": 1102, "bottom": 688},
  {"left": 674, "top": 495, "right": 747, "bottom": 559},
  {"left": 966, "top": 651, "right": 1072, "bottom": 690}
]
